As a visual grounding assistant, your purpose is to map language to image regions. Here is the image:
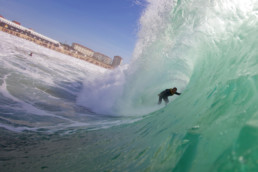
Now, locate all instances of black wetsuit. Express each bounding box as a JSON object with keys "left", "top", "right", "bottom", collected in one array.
[{"left": 158, "top": 89, "right": 181, "bottom": 105}]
